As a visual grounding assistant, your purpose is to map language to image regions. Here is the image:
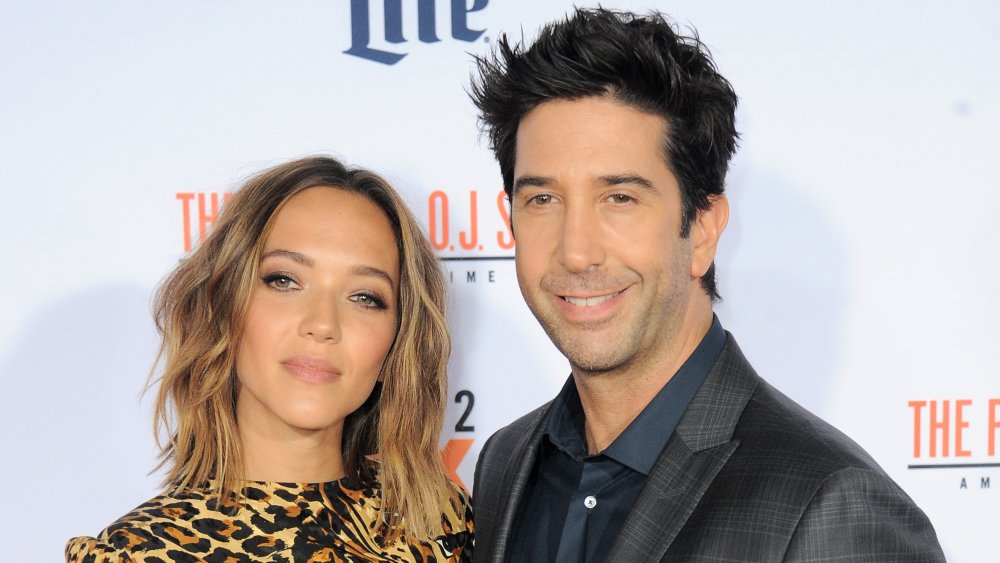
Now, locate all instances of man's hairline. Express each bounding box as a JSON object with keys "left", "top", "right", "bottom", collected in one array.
[{"left": 505, "top": 94, "right": 681, "bottom": 207}]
